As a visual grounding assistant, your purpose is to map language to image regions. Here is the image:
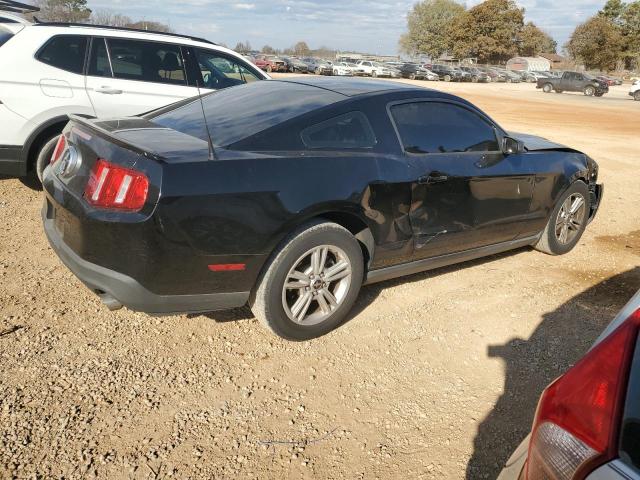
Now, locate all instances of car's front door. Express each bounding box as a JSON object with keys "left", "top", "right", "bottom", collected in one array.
[
  {"left": 85, "top": 37, "right": 198, "bottom": 118},
  {"left": 388, "top": 100, "right": 535, "bottom": 260}
]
